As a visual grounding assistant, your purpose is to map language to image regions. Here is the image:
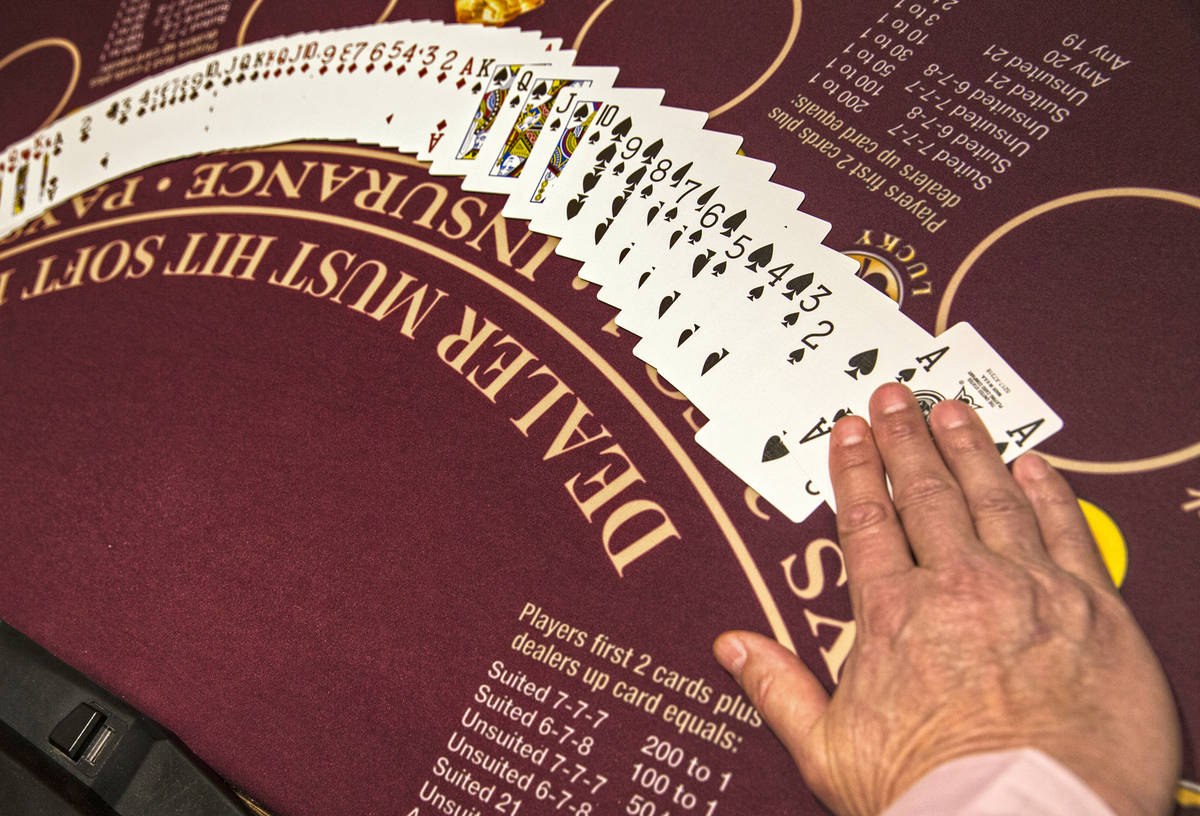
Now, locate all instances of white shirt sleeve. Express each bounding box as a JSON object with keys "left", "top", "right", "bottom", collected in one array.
[{"left": 880, "top": 748, "right": 1117, "bottom": 816}]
